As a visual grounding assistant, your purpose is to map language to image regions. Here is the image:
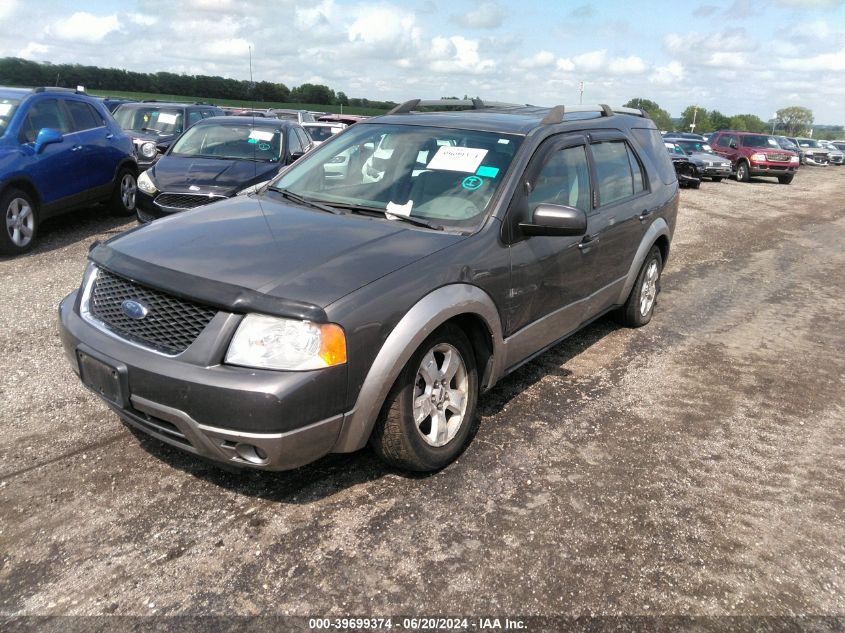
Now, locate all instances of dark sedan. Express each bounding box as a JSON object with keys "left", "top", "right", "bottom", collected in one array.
[
  {"left": 135, "top": 117, "right": 312, "bottom": 222},
  {"left": 673, "top": 139, "right": 732, "bottom": 181}
]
